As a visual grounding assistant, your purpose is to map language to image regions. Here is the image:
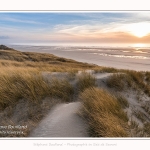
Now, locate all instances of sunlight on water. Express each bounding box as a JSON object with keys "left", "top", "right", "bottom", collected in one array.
[
  {"left": 131, "top": 43, "right": 150, "bottom": 50},
  {"left": 134, "top": 51, "right": 148, "bottom": 53},
  {"left": 123, "top": 51, "right": 130, "bottom": 53},
  {"left": 91, "top": 53, "right": 150, "bottom": 59}
]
